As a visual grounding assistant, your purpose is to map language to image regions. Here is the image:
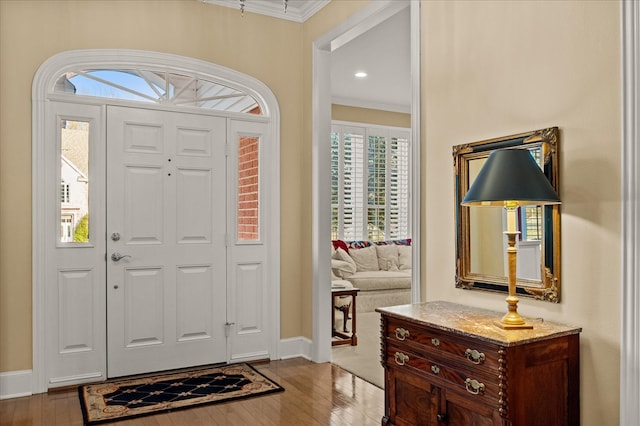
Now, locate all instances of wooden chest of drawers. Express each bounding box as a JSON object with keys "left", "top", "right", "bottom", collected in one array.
[{"left": 376, "top": 301, "right": 581, "bottom": 426}]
